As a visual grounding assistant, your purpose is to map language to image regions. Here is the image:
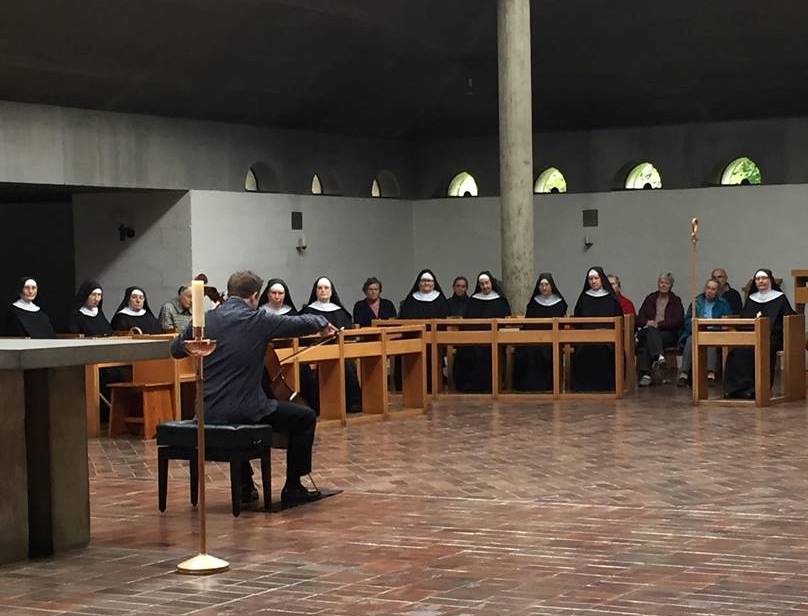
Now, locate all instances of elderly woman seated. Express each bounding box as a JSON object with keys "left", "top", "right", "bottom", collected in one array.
[
  {"left": 677, "top": 278, "right": 732, "bottom": 386},
  {"left": 636, "top": 273, "right": 684, "bottom": 386}
]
